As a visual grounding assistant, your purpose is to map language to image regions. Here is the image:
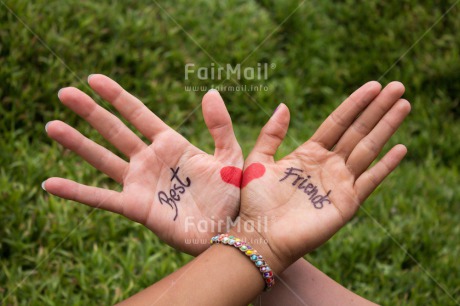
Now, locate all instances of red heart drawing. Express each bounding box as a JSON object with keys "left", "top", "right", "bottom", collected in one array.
[
  {"left": 220, "top": 163, "right": 266, "bottom": 188},
  {"left": 220, "top": 166, "right": 243, "bottom": 187},
  {"left": 241, "top": 163, "right": 265, "bottom": 188}
]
